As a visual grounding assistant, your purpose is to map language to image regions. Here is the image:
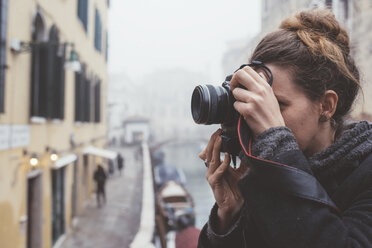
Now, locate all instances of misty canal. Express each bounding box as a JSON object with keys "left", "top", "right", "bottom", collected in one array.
[{"left": 159, "top": 141, "right": 215, "bottom": 229}]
